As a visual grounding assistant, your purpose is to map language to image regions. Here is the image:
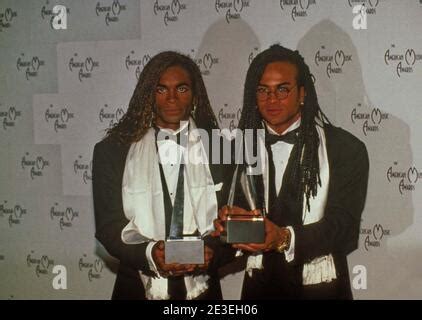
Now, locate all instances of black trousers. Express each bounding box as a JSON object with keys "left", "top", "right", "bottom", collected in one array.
[
  {"left": 241, "top": 268, "right": 301, "bottom": 300},
  {"left": 302, "top": 278, "right": 353, "bottom": 300}
]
